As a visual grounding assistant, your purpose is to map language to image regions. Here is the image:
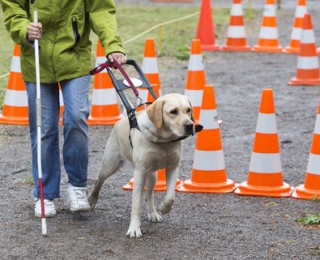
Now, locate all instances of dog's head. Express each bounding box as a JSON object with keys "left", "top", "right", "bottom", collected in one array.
[{"left": 146, "top": 93, "right": 195, "bottom": 139}]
